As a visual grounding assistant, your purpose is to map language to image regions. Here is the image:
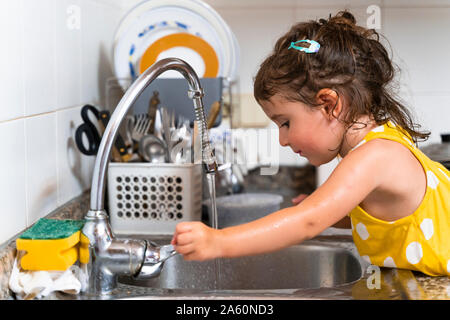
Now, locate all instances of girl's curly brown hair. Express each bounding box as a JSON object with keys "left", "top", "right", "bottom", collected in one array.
[{"left": 254, "top": 11, "right": 429, "bottom": 143}]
